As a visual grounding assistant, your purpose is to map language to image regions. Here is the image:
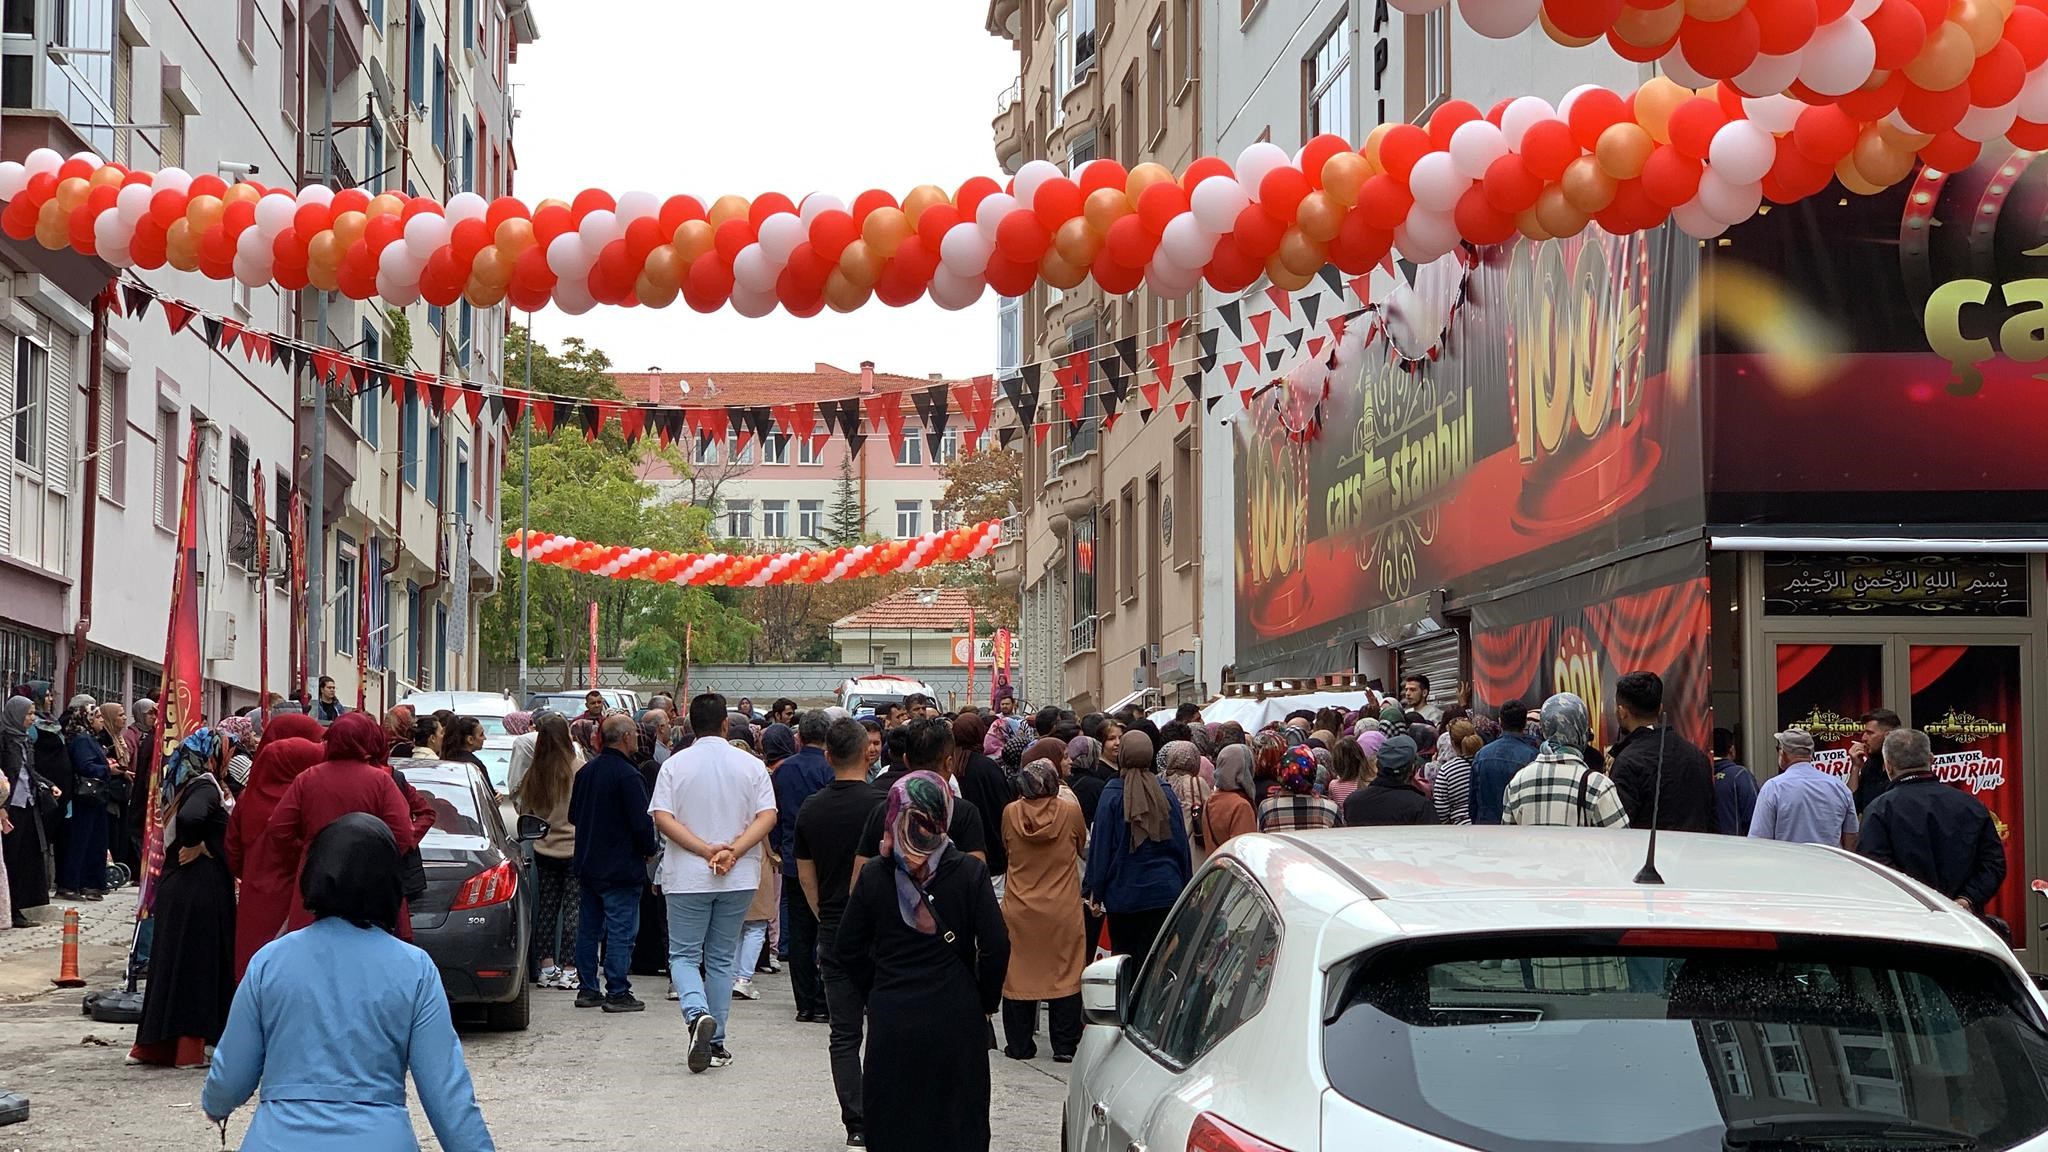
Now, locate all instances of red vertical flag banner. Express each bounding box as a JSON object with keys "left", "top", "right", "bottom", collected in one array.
[
  {"left": 253, "top": 464, "right": 270, "bottom": 730},
  {"left": 357, "top": 545, "right": 371, "bottom": 710},
  {"left": 289, "top": 492, "right": 307, "bottom": 698},
  {"left": 140, "top": 419, "right": 207, "bottom": 916},
  {"left": 588, "top": 602, "right": 600, "bottom": 690},
  {"left": 966, "top": 605, "right": 977, "bottom": 704}
]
